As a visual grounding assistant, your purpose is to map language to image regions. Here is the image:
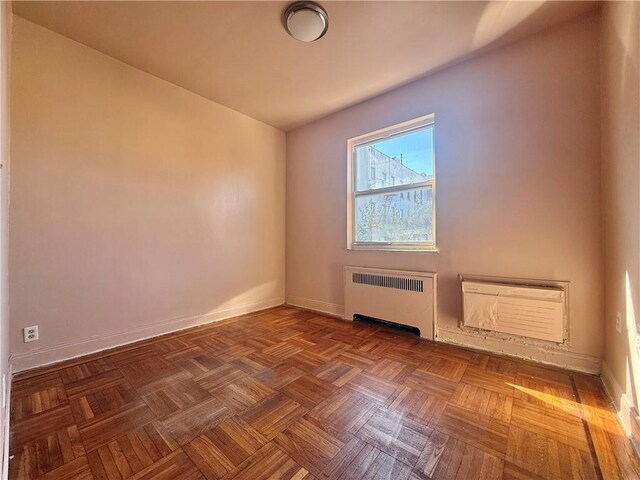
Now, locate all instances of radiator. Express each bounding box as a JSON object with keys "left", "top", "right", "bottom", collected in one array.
[
  {"left": 462, "top": 280, "right": 566, "bottom": 343},
  {"left": 344, "top": 267, "right": 436, "bottom": 340}
]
